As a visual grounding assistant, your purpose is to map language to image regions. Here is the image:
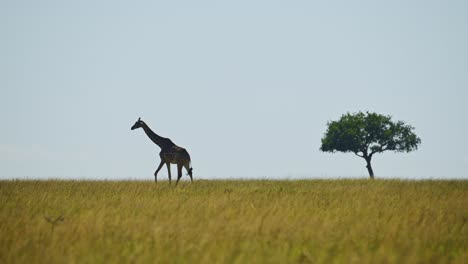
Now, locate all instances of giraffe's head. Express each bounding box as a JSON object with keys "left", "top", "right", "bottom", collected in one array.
[{"left": 131, "top": 117, "right": 144, "bottom": 130}]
